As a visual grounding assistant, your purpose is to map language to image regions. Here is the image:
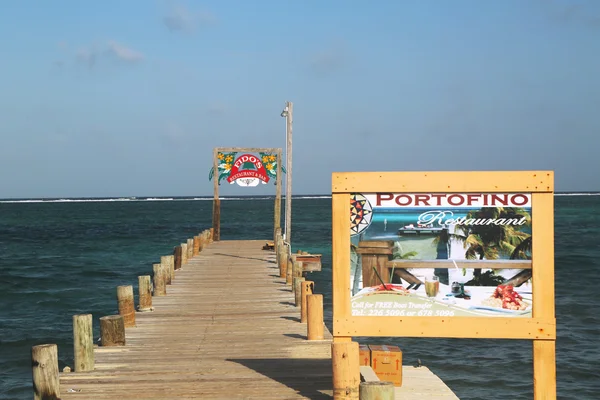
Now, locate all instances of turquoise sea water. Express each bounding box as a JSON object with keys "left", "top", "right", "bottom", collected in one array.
[{"left": 0, "top": 195, "right": 598, "bottom": 399}]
